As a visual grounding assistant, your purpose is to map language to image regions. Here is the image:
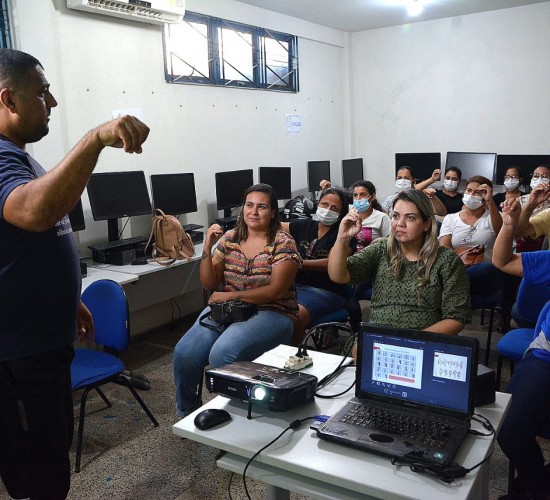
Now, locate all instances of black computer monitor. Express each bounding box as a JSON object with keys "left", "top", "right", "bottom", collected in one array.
[
  {"left": 259, "top": 167, "right": 292, "bottom": 200},
  {"left": 215, "top": 169, "right": 254, "bottom": 217},
  {"left": 150, "top": 173, "right": 197, "bottom": 216},
  {"left": 395, "top": 153, "right": 441, "bottom": 182},
  {"left": 445, "top": 152, "right": 497, "bottom": 183},
  {"left": 307, "top": 161, "right": 330, "bottom": 193},
  {"left": 68, "top": 198, "right": 85, "bottom": 232},
  {"left": 87, "top": 171, "right": 152, "bottom": 241},
  {"left": 495, "top": 154, "right": 550, "bottom": 185},
  {"left": 342, "top": 158, "right": 364, "bottom": 187}
]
